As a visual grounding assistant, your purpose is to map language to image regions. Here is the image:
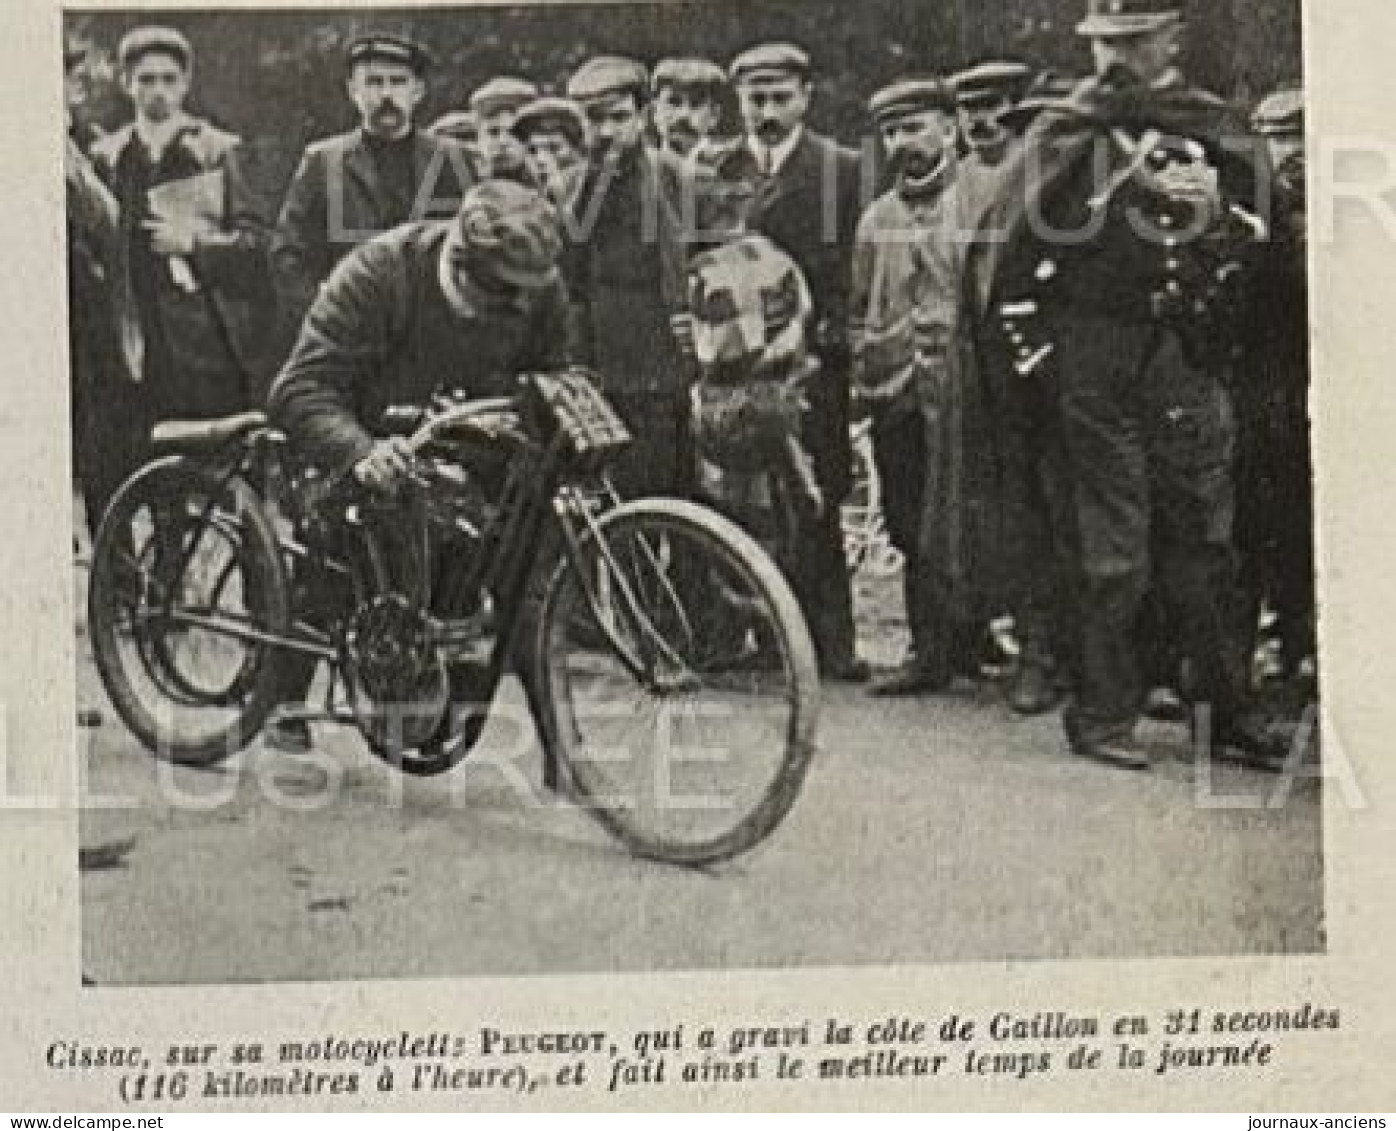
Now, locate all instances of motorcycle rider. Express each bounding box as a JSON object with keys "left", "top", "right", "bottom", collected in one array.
[{"left": 265, "top": 179, "right": 574, "bottom": 749}]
